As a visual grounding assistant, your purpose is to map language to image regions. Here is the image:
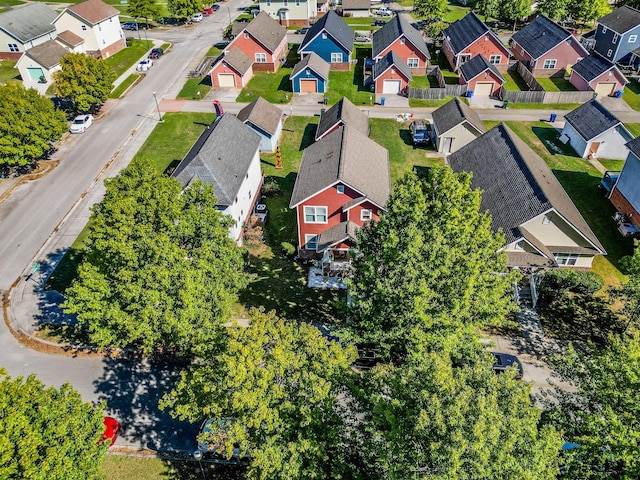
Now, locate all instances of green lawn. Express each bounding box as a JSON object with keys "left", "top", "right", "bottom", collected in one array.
[
  {"left": 502, "top": 71, "right": 528, "bottom": 91},
  {"left": 236, "top": 46, "right": 300, "bottom": 104},
  {"left": 626, "top": 123, "right": 640, "bottom": 137},
  {"left": 0, "top": 59, "right": 19, "bottom": 84},
  {"left": 623, "top": 78, "right": 640, "bottom": 111},
  {"left": 409, "top": 75, "right": 433, "bottom": 88},
  {"left": 109, "top": 74, "right": 140, "bottom": 98},
  {"left": 409, "top": 96, "right": 461, "bottom": 107},
  {"left": 177, "top": 77, "right": 212, "bottom": 100},
  {"left": 205, "top": 45, "right": 224, "bottom": 57},
  {"left": 507, "top": 102, "right": 582, "bottom": 110},
  {"left": 325, "top": 47, "right": 375, "bottom": 106},
  {"left": 101, "top": 454, "right": 245, "bottom": 480},
  {"left": 505, "top": 121, "right": 633, "bottom": 287},
  {"left": 104, "top": 39, "right": 153, "bottom": 79},
  {"left": 599, "top": 159, "right": 625, "bottom": 172},
  {"left": 443, "top": 4, "right": 470, "bottom": 22},
  {"left": 536, "top": 77, "right": 577, "bottom": 92}
]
